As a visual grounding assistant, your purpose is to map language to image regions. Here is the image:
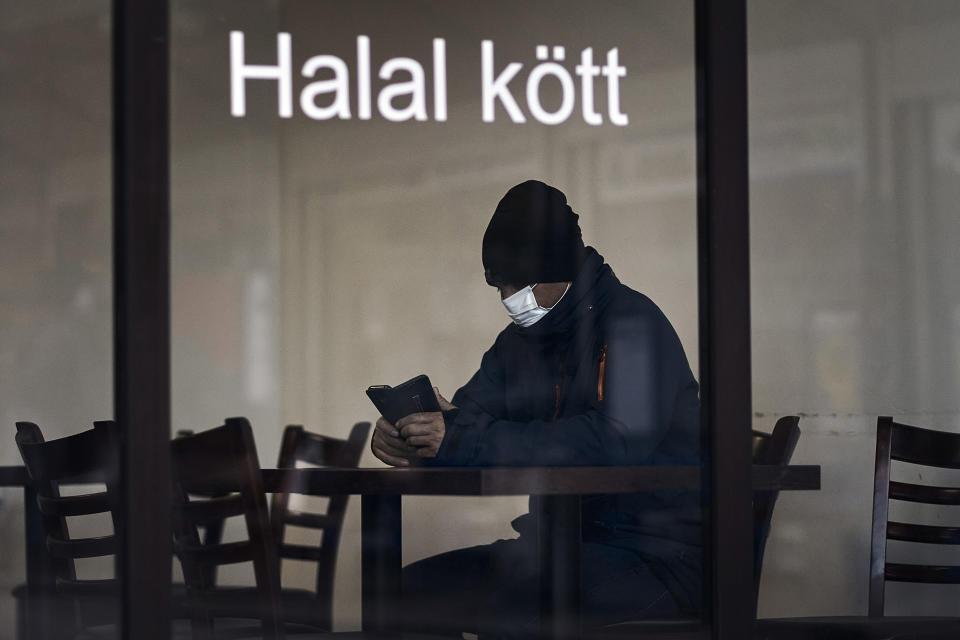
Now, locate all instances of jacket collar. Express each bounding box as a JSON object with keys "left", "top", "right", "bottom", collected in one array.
[{"left": 511, "top": 247, "right": 617, "bottom": 340}]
